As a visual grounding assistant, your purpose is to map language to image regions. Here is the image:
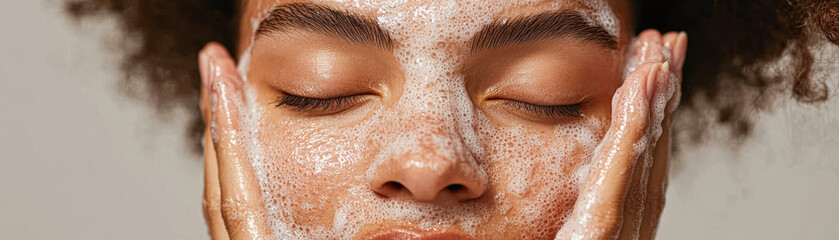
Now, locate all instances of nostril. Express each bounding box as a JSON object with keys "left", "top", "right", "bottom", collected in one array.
[
  {"left": 384, "top": 181, "right": 404, "bottom": 190},
  {"left": 445, "top": 184, "right": 465, "bottom": 192},
  {"left": 375, "top": 181, "right": 408, "bottom": 199}
]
